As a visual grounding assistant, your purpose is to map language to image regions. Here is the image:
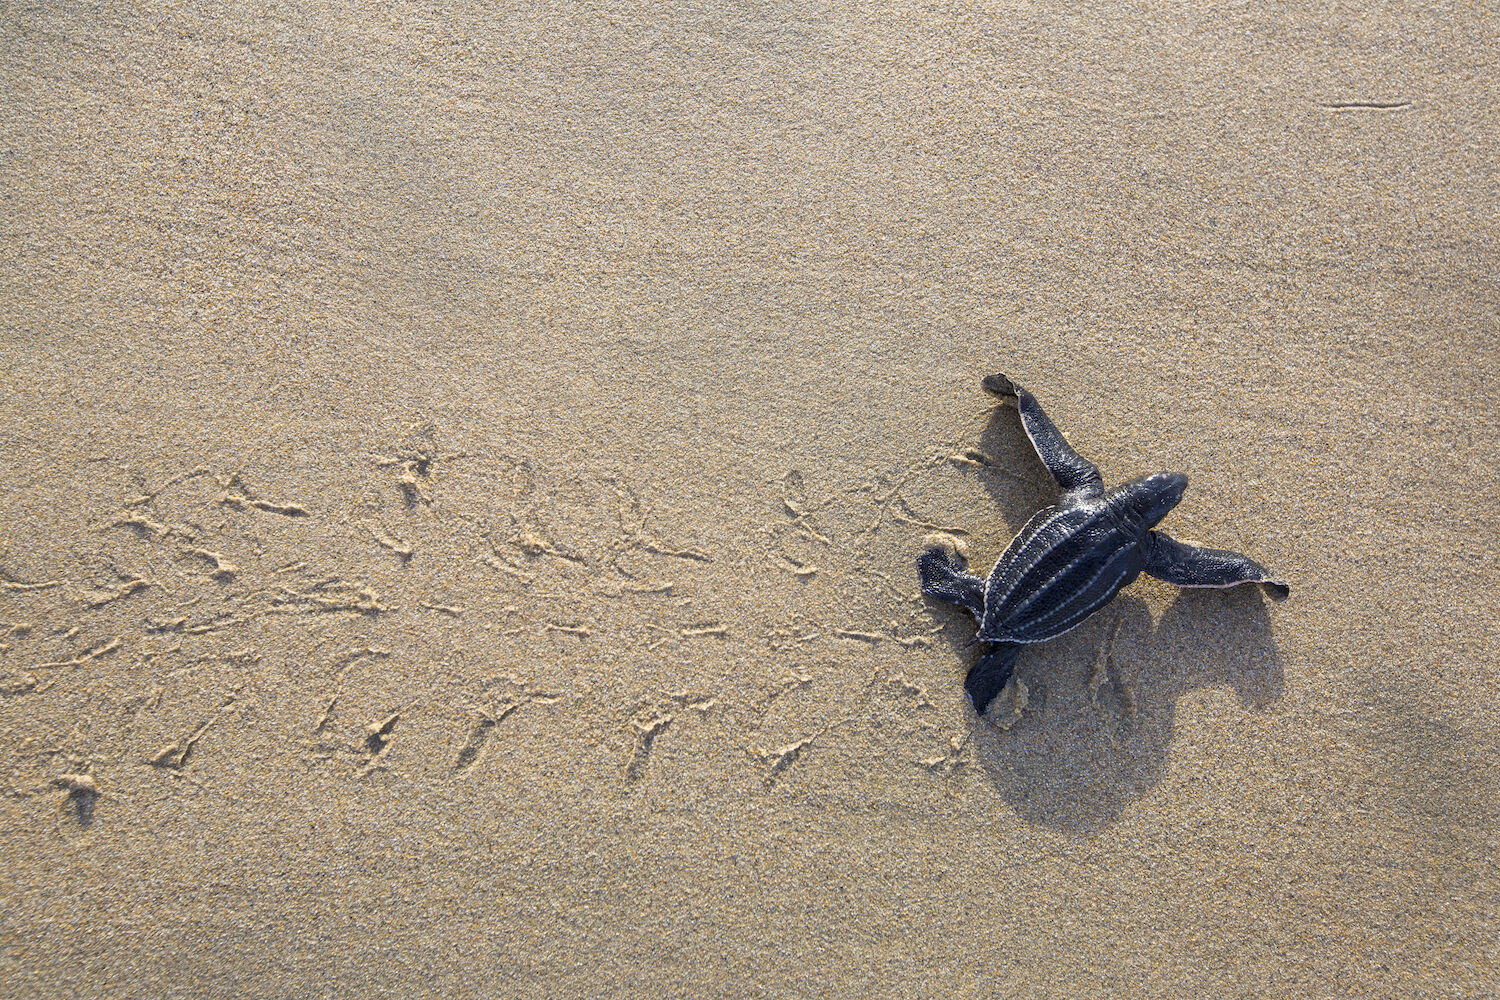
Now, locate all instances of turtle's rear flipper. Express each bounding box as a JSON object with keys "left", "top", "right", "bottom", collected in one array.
[
  {"left": 1142, "top": 531, "right": 1289, "bottom": 599},
  {"left": 982, "top": 373, "right": 1104, "bottom": 497},
  {"left": 965, "top": 643, "right": 1020, "bottom": 715},
  {"left": 917, "top": 541, "right": 986, "bottom": 621}
]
